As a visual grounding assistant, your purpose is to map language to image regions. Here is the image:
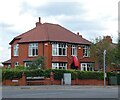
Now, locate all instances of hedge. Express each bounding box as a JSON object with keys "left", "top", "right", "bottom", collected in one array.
[
  {"left": 2, "top": 68, "right": 118, "bottom": 81},
  {"left": 77, "top": 71, "right": 104, "bottom": 80},
  {"left": 2, "top": 69, "right": 22, "bottom": 81}
]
